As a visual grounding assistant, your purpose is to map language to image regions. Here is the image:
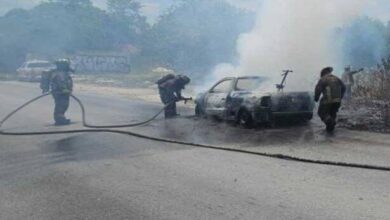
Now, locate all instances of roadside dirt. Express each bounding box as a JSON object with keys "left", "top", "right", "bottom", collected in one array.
[{"left": 338, "top": 99, "right": 390, "bottom": 133}]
